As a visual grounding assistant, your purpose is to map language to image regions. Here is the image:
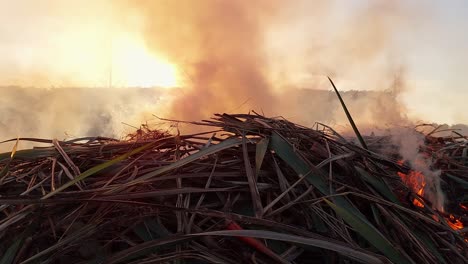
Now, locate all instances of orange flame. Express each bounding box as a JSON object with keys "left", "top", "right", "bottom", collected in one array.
[
  {"left": 398, "top": 160, "right": 466, "bottom": 234},
  {"left": 447, "top": 214, "right": 464, "bottom": 230},
  {"left": 413, "top": 185, "right": 425, "bottom": 208},
  {"left": 397, "top": 164, "right": 426, "bottom": 208}
]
